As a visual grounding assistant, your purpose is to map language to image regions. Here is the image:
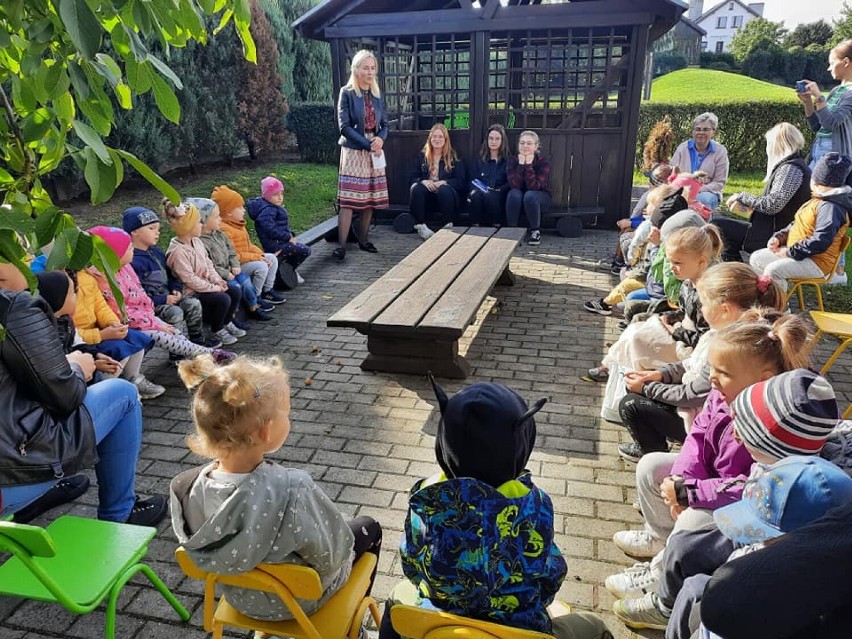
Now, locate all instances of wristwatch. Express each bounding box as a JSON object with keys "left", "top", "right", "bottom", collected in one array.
[{"left": 816, "top": 95, "right": 827, "bottom": 104}]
